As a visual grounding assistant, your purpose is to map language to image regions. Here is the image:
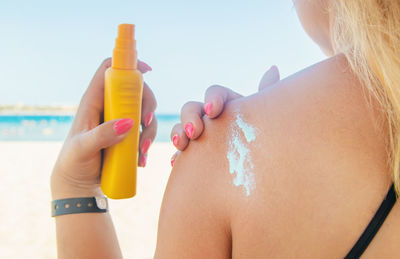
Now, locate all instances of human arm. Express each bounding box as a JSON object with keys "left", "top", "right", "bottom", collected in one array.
[
  {"left": 50, "top": 58, "right": 156, "bottom": 258},
  {"left": 155, "top": 118, "right": 233, "bottom": 258},
  {"left": 154, "top": 66, "right": 279, "bottom": 257}
]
